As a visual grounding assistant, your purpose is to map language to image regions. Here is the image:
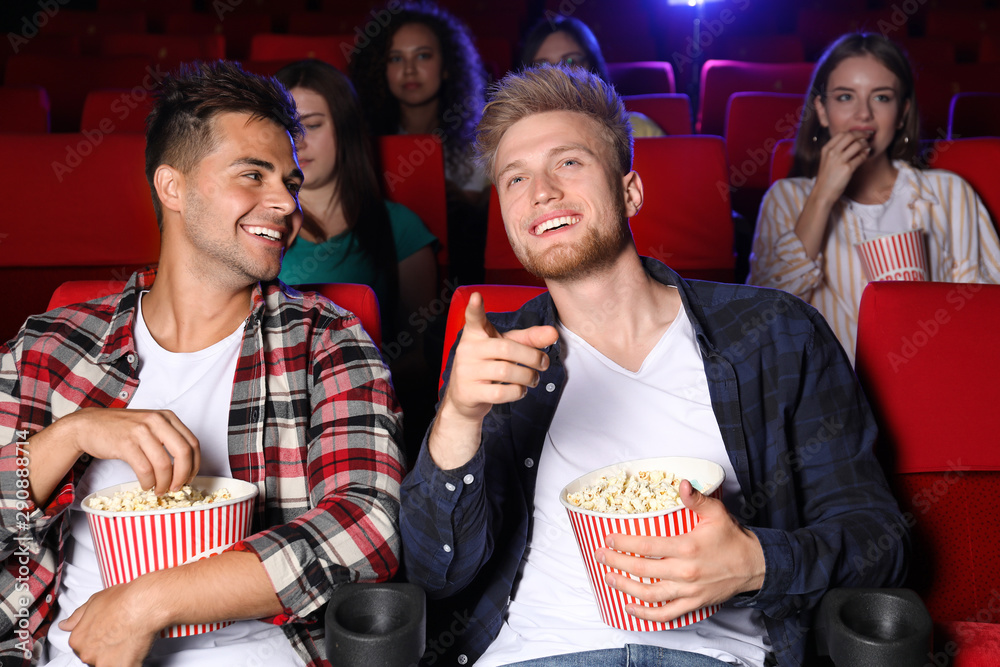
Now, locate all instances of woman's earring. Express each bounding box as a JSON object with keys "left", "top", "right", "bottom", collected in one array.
[
  {"left": 903, "top": 135, "right": 910, "bottom": 144},
  {"left": 812, "top": 135, "right": 818, "bottom": 143}
]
